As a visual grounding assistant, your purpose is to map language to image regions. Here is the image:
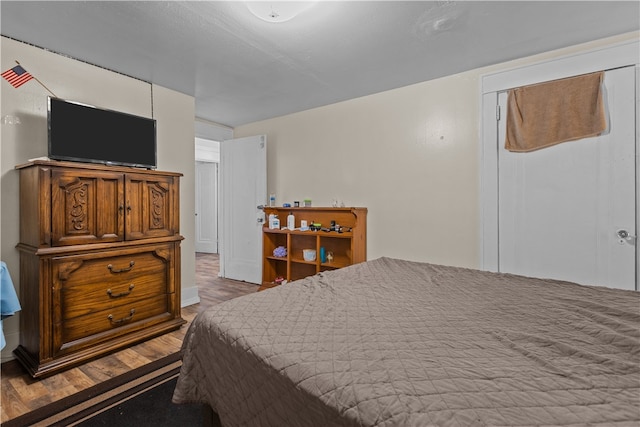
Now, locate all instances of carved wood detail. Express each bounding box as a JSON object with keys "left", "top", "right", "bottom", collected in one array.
[
  {"left": 64, "top": 179, "right": 89, "bottom": 232},
  {"left": 150, "top": 184, "right": 166, "bottom": 230}
]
